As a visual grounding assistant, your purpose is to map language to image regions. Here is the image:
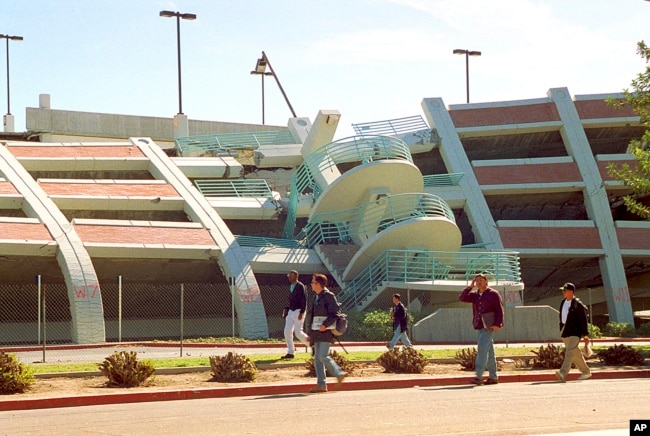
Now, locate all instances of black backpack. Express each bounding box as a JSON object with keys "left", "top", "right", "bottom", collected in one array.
[{"left": 331, "top": 312, "right": 348, "bottom": 337}]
